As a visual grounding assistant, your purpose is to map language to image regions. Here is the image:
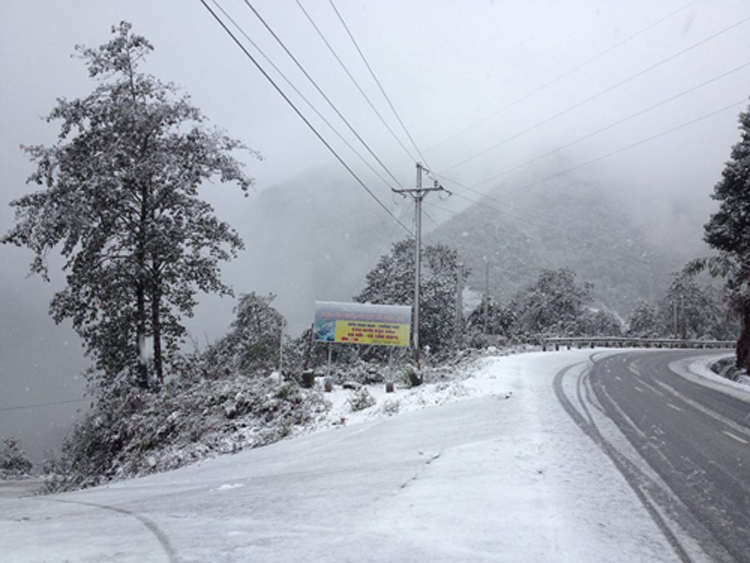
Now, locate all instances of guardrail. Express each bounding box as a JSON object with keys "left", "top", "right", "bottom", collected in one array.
[{"left": 541, "top": 337, "right": 735, "bottom": 352}]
